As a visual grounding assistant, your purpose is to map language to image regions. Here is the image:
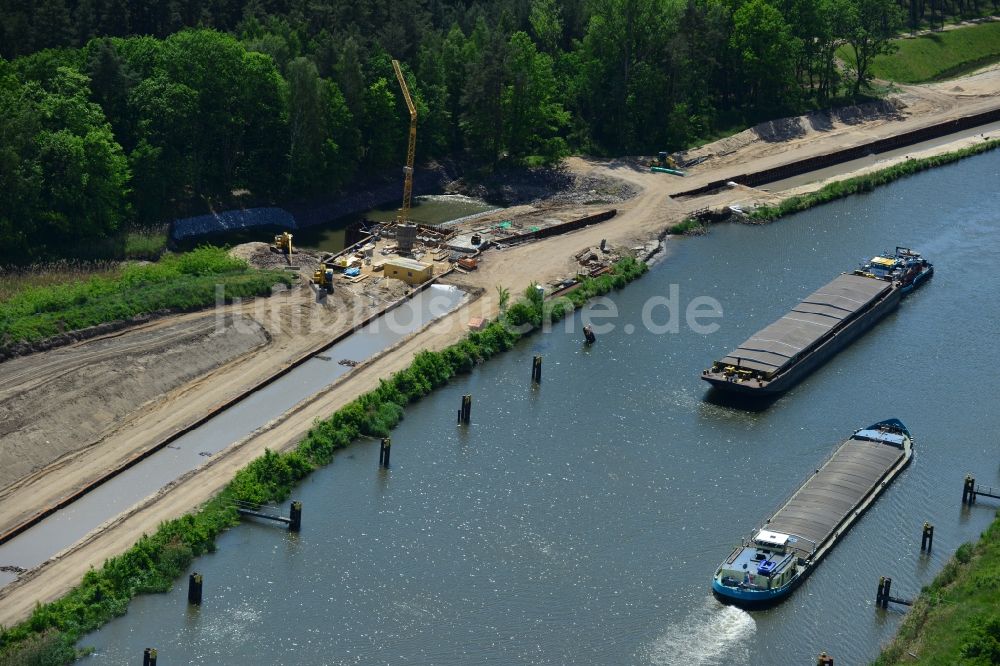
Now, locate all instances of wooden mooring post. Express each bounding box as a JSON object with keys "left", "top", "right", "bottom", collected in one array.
[
  {"left": 143, "top": 647, "right": 158, "bottom": 666},
  {"left": 531, "top": 355, "right": 542, "bottom": 383},
  {"left": 457, "top": 394, "right": 472, "bottom": 424},
  {"left": 876, "top": 576, "right": 912, "bottom": 608},
  {"left": 234, "top": 499, "right": 301, "bottom": 532},
  {"left": 963, "top": 475, "right": 976, "bottom": 505},
  {"left": 963, "top": 474, "right": 1000, "bottom": 506},
  {"left": 583, "top": 325, "right": 596, "bottom": 344},
  {"left": 187, "top": 572, "right": 203, "bottom": 605},
  {"left": 921, "top": 522, "right": 934, "bottom": 553},
  {"left": 816, "top": 652, "right": 834, "bottom": 666},
  {"left": 379, "top": 437, "right": 391, "bottom": 468}
]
